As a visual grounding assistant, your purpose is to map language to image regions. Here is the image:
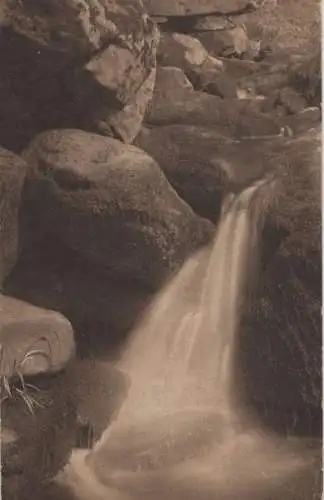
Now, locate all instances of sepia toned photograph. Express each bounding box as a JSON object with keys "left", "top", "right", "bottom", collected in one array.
[{"left": 0, "top": 0, "right": 321, "bottom": 499}]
